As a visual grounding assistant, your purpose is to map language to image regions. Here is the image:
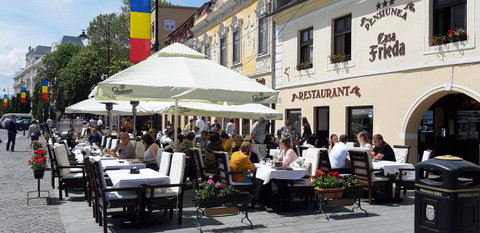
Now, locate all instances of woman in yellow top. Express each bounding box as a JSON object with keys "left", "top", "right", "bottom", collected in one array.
[
  {"left": 221, "top": 132, "right": 234, "bottom": 154},
  {"left": 230, "top": 141, "right": 256, "bottom": 182}
]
